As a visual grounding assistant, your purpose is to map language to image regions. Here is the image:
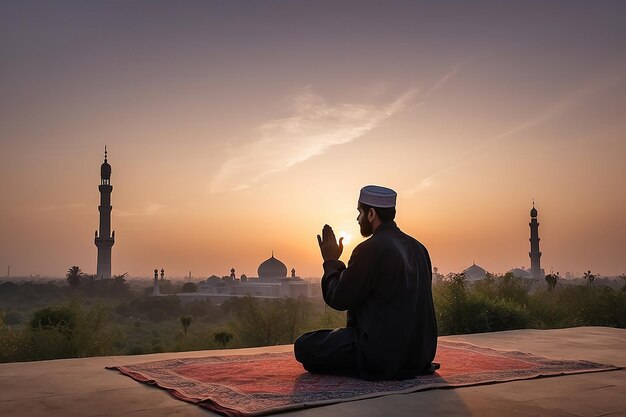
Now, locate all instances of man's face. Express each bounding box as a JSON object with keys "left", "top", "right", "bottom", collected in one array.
[{"left": 357, "top": 206, "right": 373, "bottom": 237}]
